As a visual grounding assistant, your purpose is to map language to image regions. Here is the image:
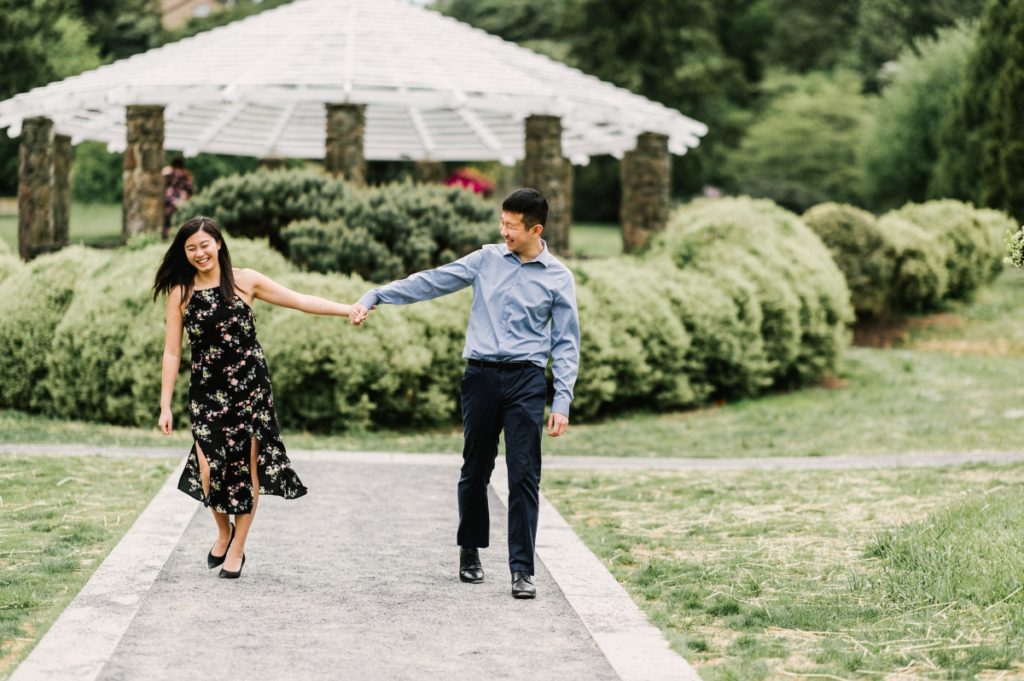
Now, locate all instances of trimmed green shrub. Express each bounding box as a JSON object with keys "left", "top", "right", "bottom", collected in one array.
[
  {"left": 655, "top": 198, "right": 854, "bottom": 387},
  {"left": 876, "top": 214, "right": 949, "bottom": 312},
  {"left": 803, "top": 203, "right": 894, "bottom": 317},
  {"left": 281, "top": 182, "right": 496, "bottom": 281},
  {"left": 178, "top": 169, "right": 497, "bottom": 280},
  {"left": 0, "top": 255, "right": 20, "bottom": 284},
  {"left": 0, "top": 247, "right": 110, "bottom": 411},
  {"left": 10, "top": 198, "right": 856, "bottom": 431},
  {"left": 891, "top": 199, "right": 1003, "bottom": 300},
  {"left": 177, "top": 169, "right": 350, "bottom": 245},
  {"left": 975, "top": 208, "right": 1019, "bottom": 280}
]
